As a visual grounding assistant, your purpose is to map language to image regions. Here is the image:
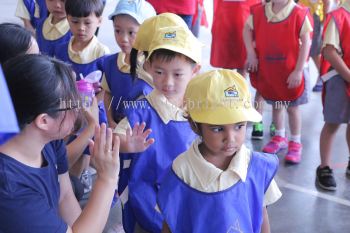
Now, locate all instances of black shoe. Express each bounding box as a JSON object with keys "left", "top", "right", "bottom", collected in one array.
[
  {"left": 251, "top": 122, "right": 263, "bottom": 140},
  {"left": 316, "top": 166, "right": 337, "bottom": 191}
]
